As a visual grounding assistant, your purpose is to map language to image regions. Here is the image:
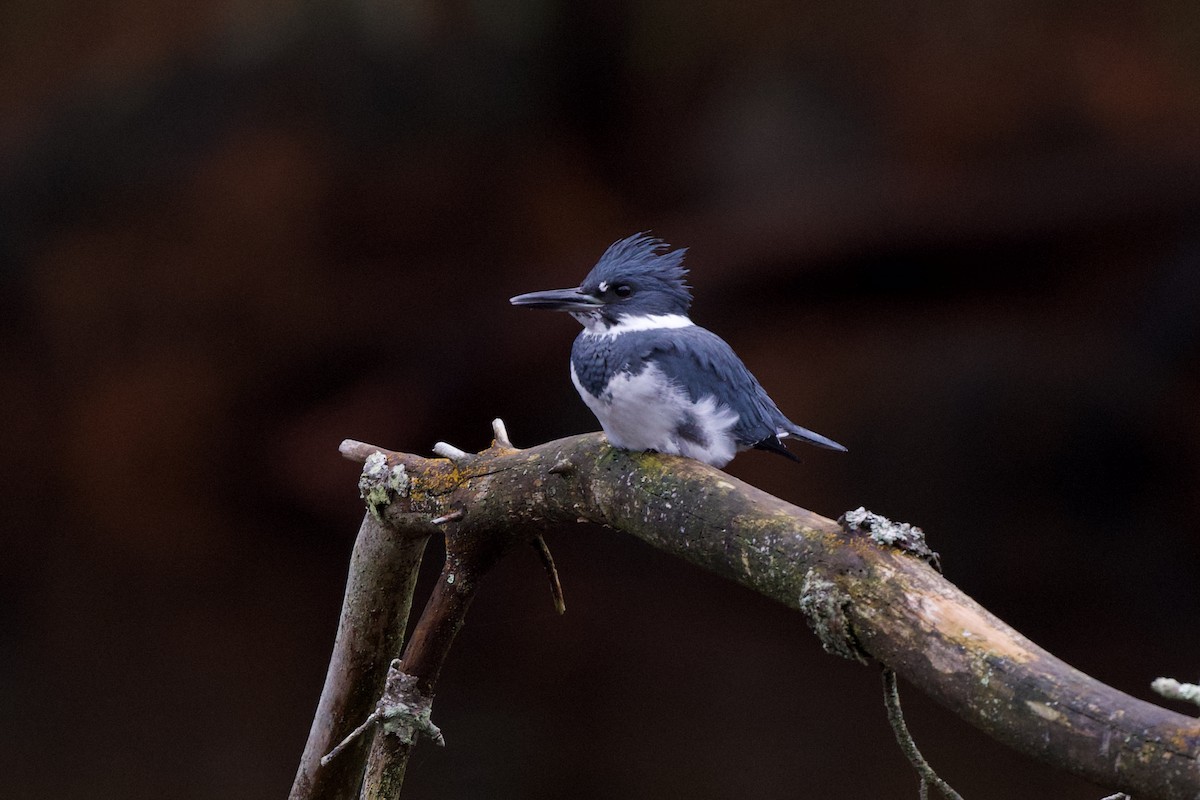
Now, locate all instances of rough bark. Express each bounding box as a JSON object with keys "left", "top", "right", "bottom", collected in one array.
[
  {"left": 289, "top": 514, "right": 432, "bottom": 800},
  {"left": 359, "top": 554, "right": 485, "bottom": 798},
  {"left": 320, "top": 431, "right": 1198, "bottom": 800}
]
